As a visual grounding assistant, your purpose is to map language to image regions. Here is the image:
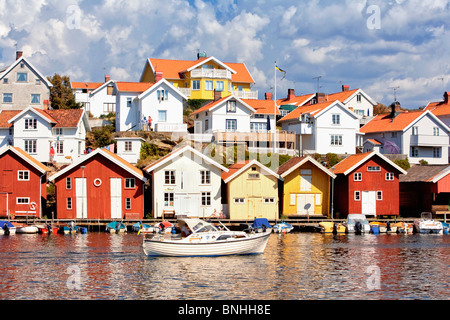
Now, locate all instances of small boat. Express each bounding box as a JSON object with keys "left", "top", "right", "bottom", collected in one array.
[
  {"left": 394, "top": 221, "right": 413, "bottom": 234},
  {"left": 414, "top": 212, "right": 443, "bottom": 234},
  {"left": 369, "top": 222, "right": 387, "bottom": 234},
  {"left": 345, "top": 214, "right": 371, "bottom": 234},
  {"left": 14, "top": 223, "right": 39, "bottom": 234},
  {"left": 273, "top": 222, "right": 294, "bottom": 233},
  {"left": 34, "top": 223, "right": 54, "bottom": 234},
  {"left": 319, "top": 221, "right": 346, "bottom": 234},
  {"left": 0, "top": 221, "right": 16, "bottom": 235},
  {"left": 106, "top": 221, "right": 127, "bottom": 234},
  {"left": 441, "top": 222, "right": 449, "bottom": 235},
  {"left": 143, "top": 218, "right": 271, "bottom": 257},
  {"left": 132, "top": 222, "right": 154, "bottom": 234},
  {"left": 153, "top": 221, "right": 174, "bottom": 234},
  {"left": 59, "top": 225, "right": 77, "bottom": 235},
  {"left": 243, "top": 218, "right": 272, "bottom": 233}
]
